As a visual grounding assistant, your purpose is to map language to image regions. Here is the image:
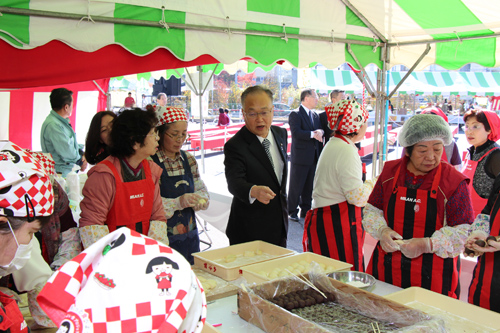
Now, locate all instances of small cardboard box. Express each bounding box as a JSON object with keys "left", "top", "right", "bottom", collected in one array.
[
  {"left": 192, "top": 240, "right": 295, "bottom": 281},
  {"left": 385, "top": 287, "right": 500, "bottom": 332},
  {"left": 238, "top": 277, "right": 430, "bottom": 333},
  {"left": 241, "top": 252, "right": 352, "bottom": 284}
]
